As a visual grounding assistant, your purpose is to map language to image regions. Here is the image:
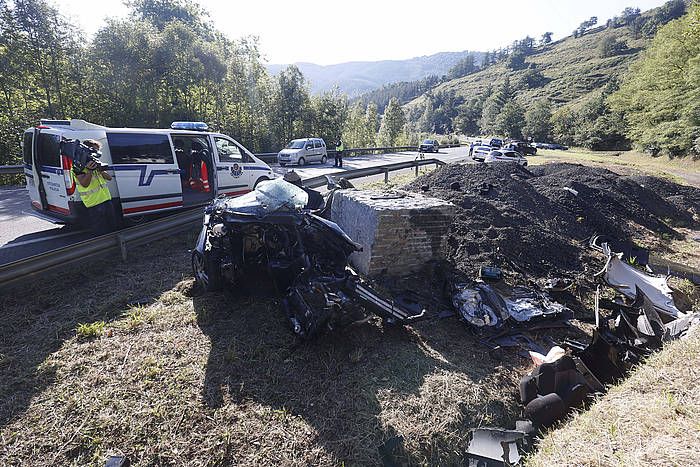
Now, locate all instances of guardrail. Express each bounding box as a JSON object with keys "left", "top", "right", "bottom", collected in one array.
[
  {"left": 0, "top": 158, "right": 446, "bottom": 289},
  {"left": 1, "top": 165, "right": 22, "bottom": 175},
  {"left": 0, "top": 143, "right": 460, "bottom": 174}
]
